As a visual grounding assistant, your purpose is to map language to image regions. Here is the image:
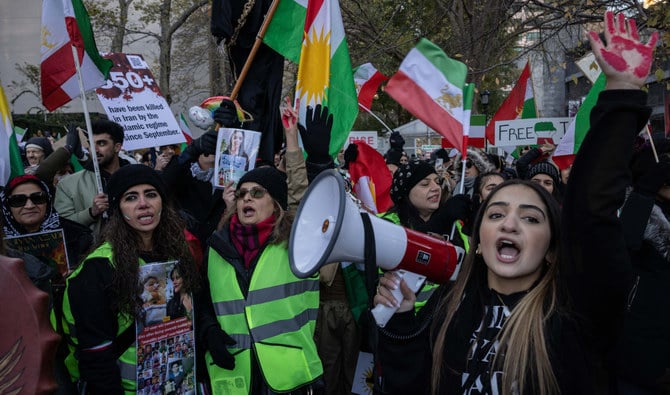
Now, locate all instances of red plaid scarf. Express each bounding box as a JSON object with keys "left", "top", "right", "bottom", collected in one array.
[{"left": 229, "top": 214, "right": 276, "bottom": 269}]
